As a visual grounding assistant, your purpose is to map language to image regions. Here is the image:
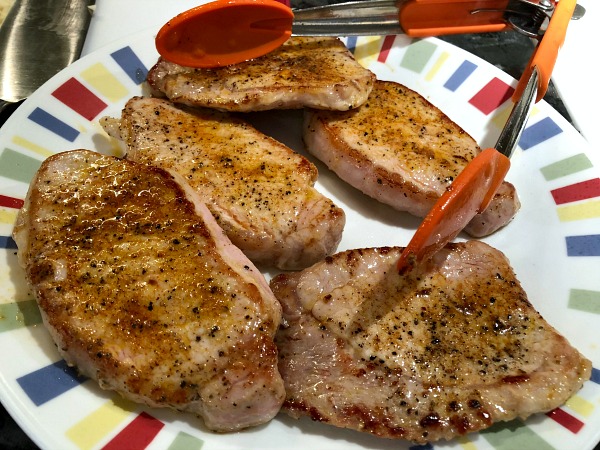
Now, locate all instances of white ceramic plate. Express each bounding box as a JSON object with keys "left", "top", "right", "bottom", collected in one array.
[{"left": 0, "top": 31, "right": 599, "bottom": 450}]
